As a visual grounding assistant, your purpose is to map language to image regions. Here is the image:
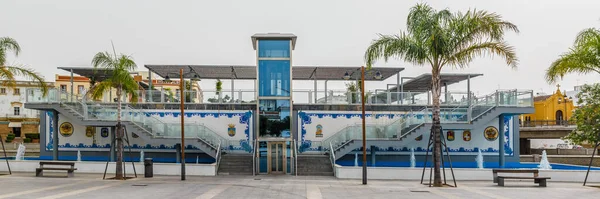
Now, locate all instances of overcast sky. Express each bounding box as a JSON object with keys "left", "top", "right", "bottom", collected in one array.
[{"left": 1, "top": 0, "right": 599, "bottom": 95}]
